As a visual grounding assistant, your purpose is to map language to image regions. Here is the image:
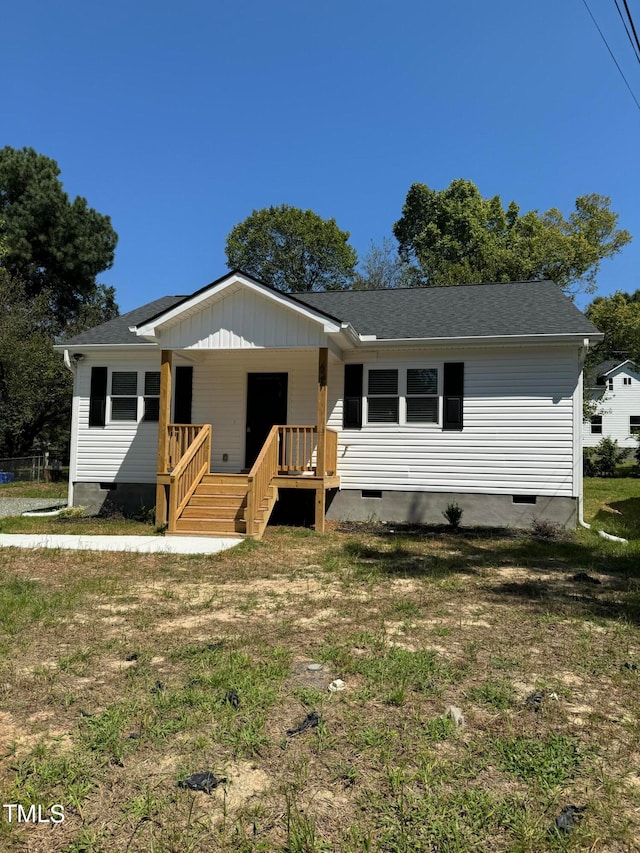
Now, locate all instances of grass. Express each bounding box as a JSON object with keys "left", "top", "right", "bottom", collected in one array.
[
  {"left": 0, "top": 479, "right": 638, "bottom": 850},
  {"left": 0, "top": 480, "right": 68, "bottom": 499},
  {"left": 0, "top": 515, "right": 158, "bottom": 535},
  {"left": 583, "top": 475, "right": 640, "bottom": 540}
]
